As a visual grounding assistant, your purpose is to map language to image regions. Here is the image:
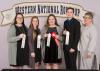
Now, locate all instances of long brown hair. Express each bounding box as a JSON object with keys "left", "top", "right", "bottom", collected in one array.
[
  {"left": 29, "top": 16, "right": 39, "bottom": 40},
  {"left": 29, "top": 16, "right": 39, "bottom": 29},
  {"left": 45, "top": 14, "right": 59, "bottom": 30},
  {"left": 14, "top": 13, "right": 24, "bottom": 25}
]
